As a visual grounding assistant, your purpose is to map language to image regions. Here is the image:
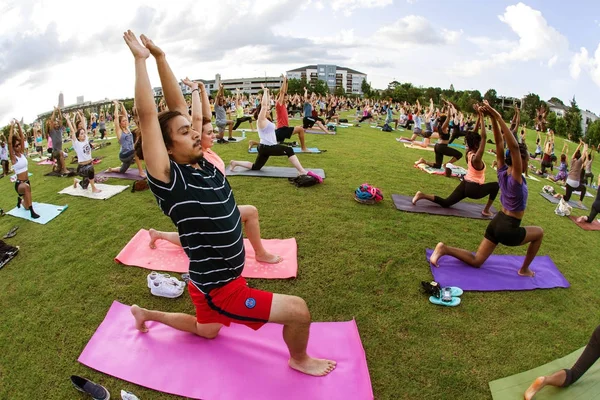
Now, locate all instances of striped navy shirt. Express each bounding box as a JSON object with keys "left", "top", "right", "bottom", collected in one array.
[{"left": 147, "top": 159, "right": 244, "bottom": 294}]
